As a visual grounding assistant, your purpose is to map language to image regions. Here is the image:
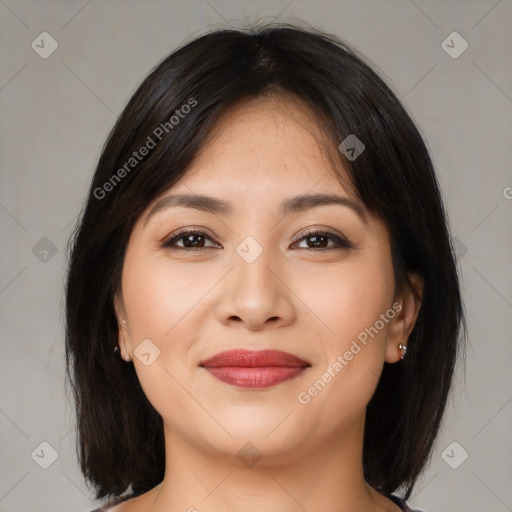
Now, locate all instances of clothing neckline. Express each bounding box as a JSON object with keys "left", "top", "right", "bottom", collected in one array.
[{"left": 386, "top": 493, "right": 421, "bottom": 512}]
